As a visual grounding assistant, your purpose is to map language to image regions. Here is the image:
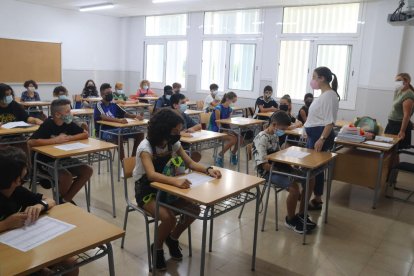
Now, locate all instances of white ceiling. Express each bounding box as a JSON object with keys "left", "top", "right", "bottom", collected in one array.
[{"left": 16, "top": 0, "right": 374, "bottom": 17}]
